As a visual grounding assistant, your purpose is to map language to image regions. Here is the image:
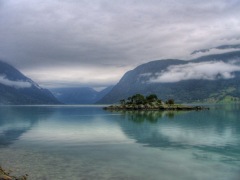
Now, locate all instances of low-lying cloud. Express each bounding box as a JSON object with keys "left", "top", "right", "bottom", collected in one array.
[
  {"left": 150, "top": 61, "right": 240, "bottom": 83},
  {"left": 191, "top": 47, "right": 240, "bottom": 59},
  {"left": 0, "top": 75, "right": 32, "bottom": 88}
]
